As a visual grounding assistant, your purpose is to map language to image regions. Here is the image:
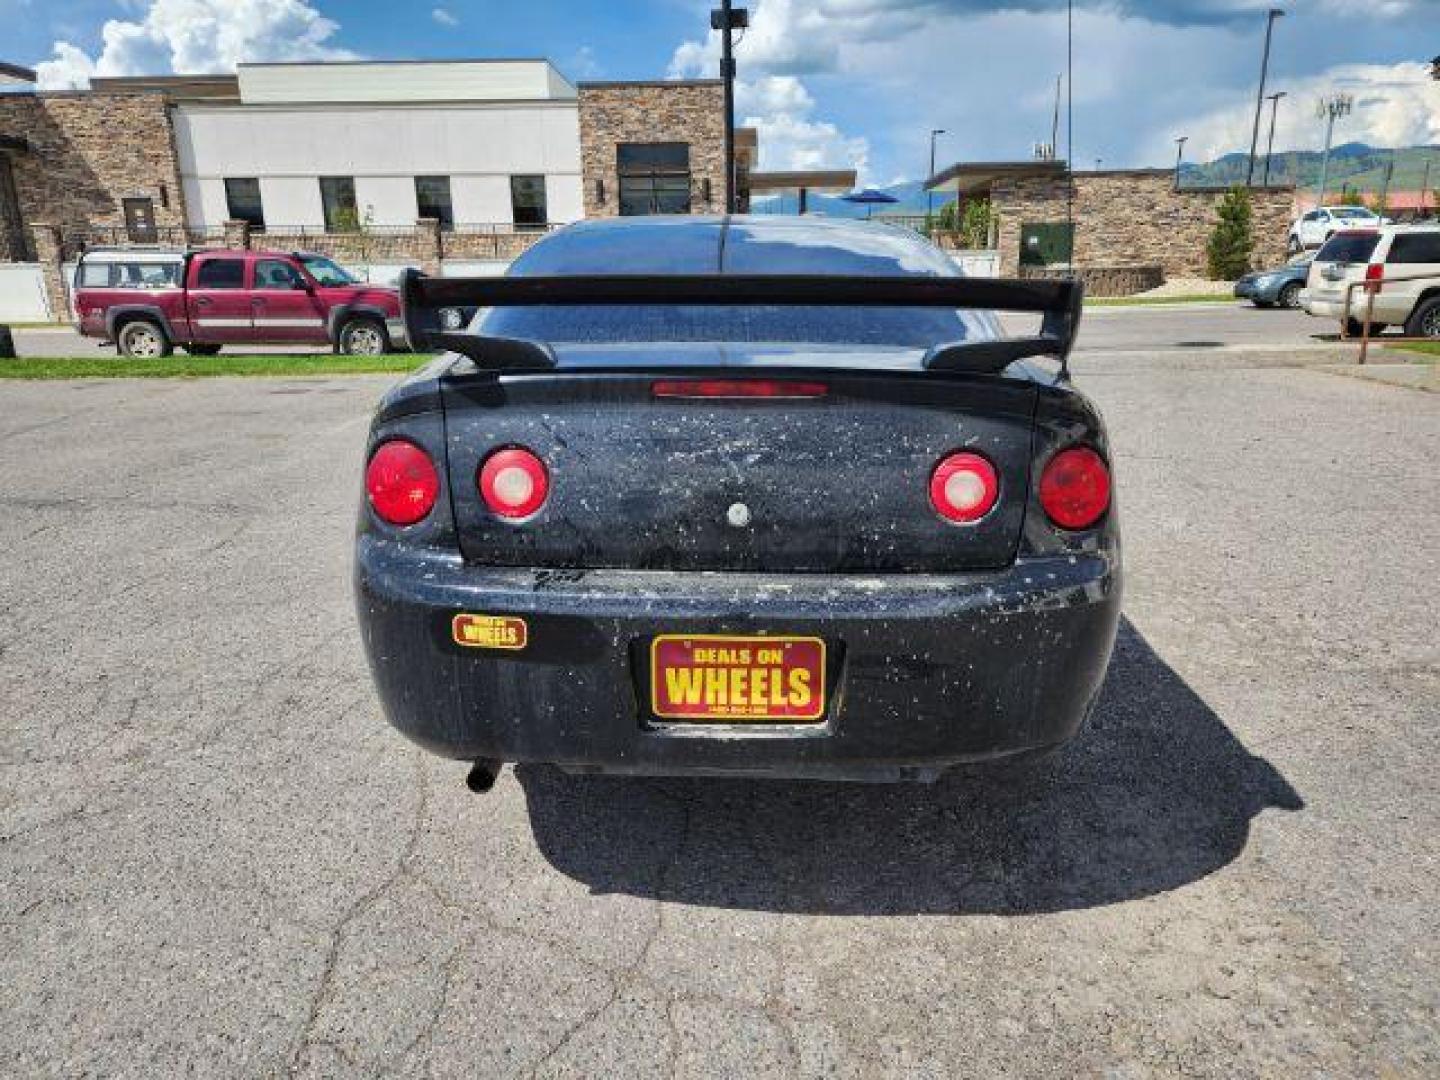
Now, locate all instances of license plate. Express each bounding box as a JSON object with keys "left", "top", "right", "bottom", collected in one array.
[{"left": 650, "top": 634, "right": 826, "bottom": 723}]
